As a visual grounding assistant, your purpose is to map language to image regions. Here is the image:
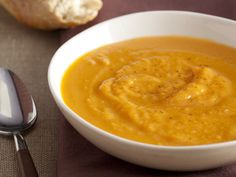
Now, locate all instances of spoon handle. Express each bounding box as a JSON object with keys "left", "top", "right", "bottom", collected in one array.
[{"left": 14, "top": 134, "right": 39, "bottom": 177}]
